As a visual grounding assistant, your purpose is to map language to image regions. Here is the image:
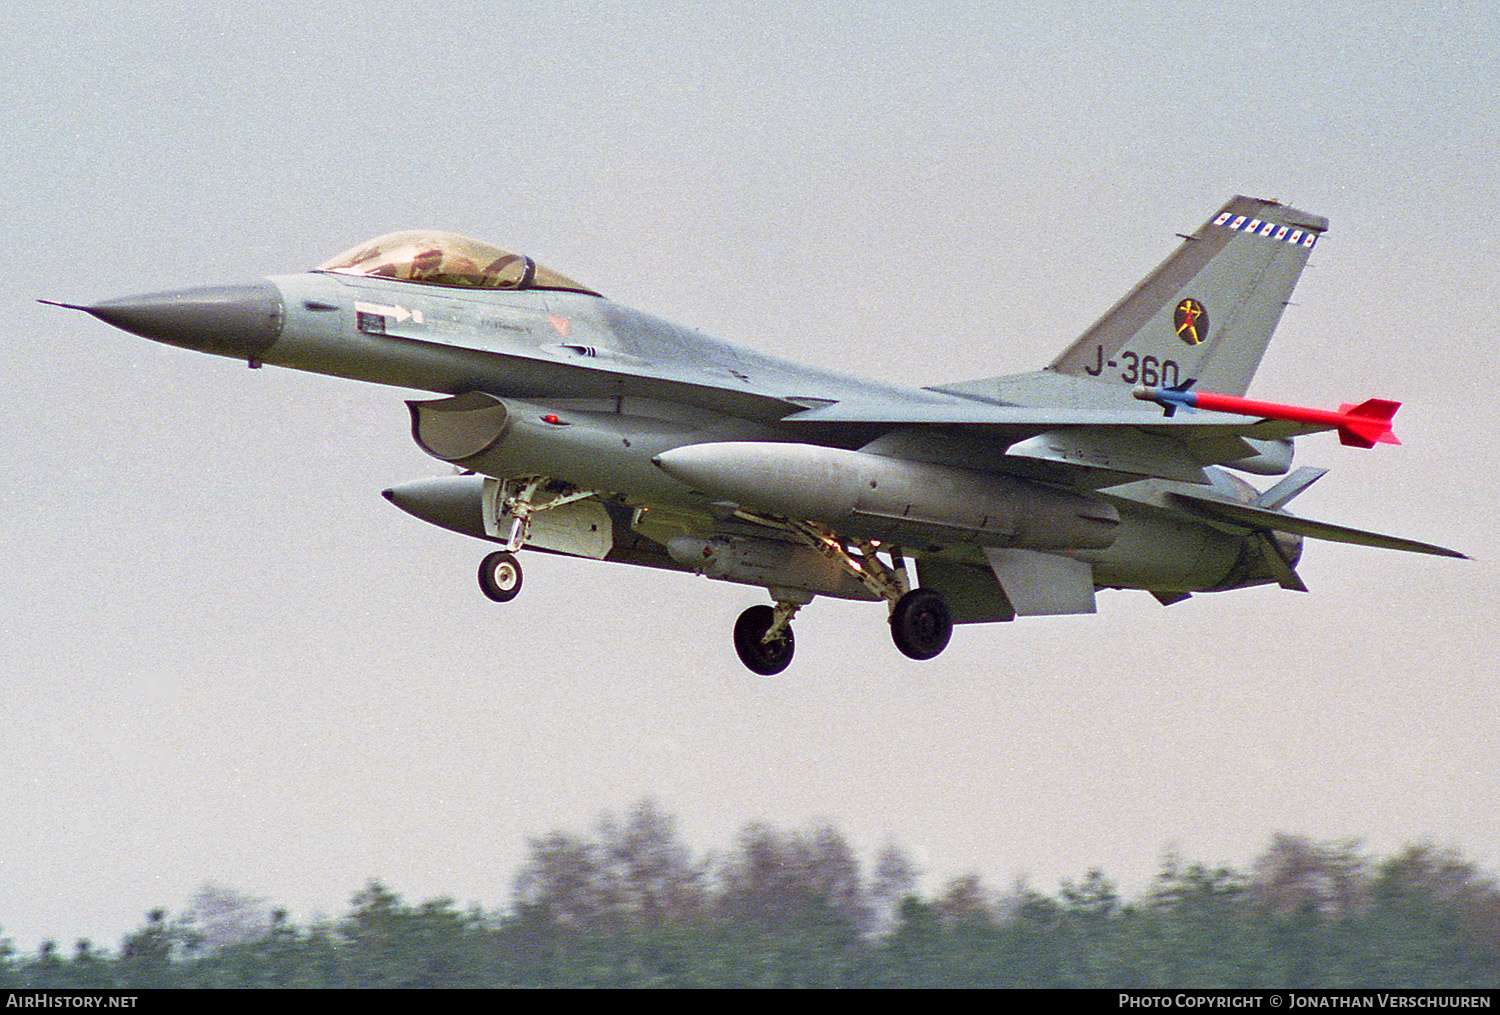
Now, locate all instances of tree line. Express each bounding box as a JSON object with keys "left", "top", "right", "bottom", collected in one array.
[{"left": 3, "top": 801, "right": 1496, "bottom": 988}]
